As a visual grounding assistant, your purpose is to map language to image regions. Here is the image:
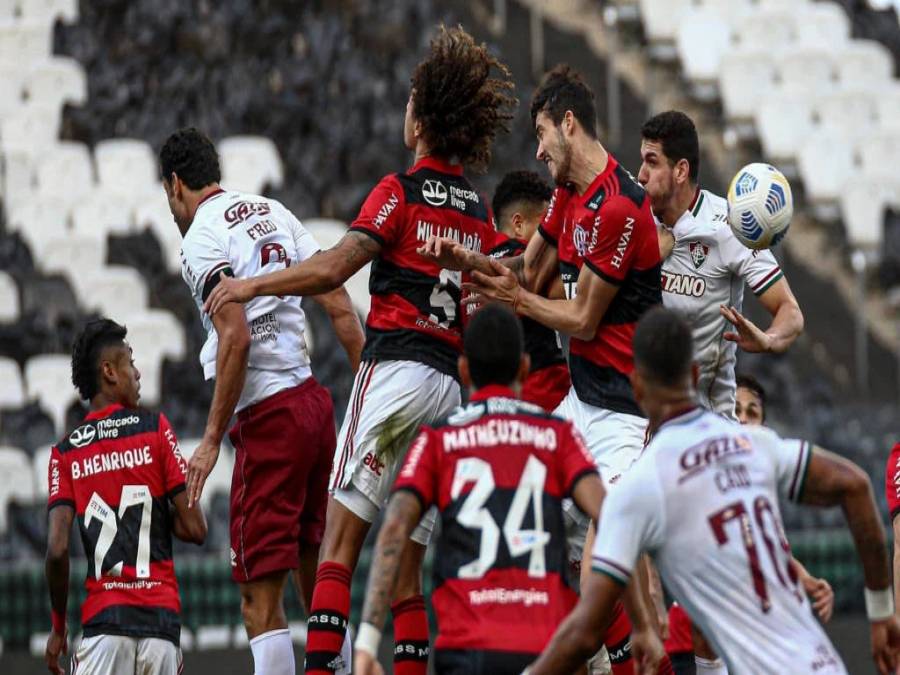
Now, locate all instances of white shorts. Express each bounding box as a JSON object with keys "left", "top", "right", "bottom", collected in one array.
[
  {"left": 554, "top": 386, "right": 648, "bottom": 564},
  {"left": 72, "top": 634, "right": 181, "bottom": 675},
  {"left": 330, "top": 360, "right": 460, "bottom": 543}
]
